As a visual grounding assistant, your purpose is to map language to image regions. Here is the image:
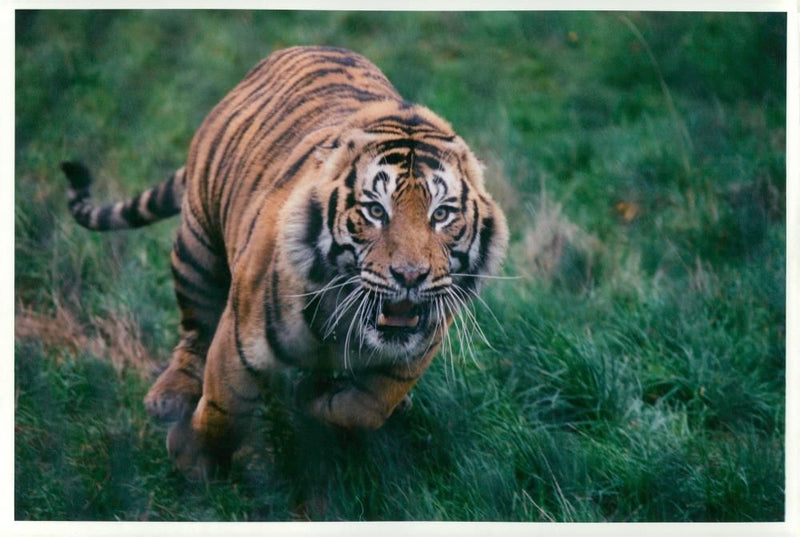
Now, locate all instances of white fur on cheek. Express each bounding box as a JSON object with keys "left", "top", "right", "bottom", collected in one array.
[{"left": 283, "top": 209, "right": 316, "bottom": 278}]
